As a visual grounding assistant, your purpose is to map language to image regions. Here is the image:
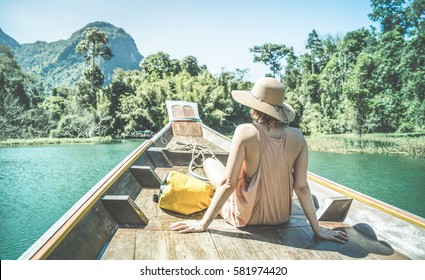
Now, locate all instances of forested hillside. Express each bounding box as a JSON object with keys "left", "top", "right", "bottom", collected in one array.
[
  {"left": 2, "top": 22, "right": 143, "bottom": 91},
  {"left": 0, "top": 0, "right": 424, "bottom": 141},
  {"left": 0, "top": 28, "right": 20, "bottom": 49}
]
